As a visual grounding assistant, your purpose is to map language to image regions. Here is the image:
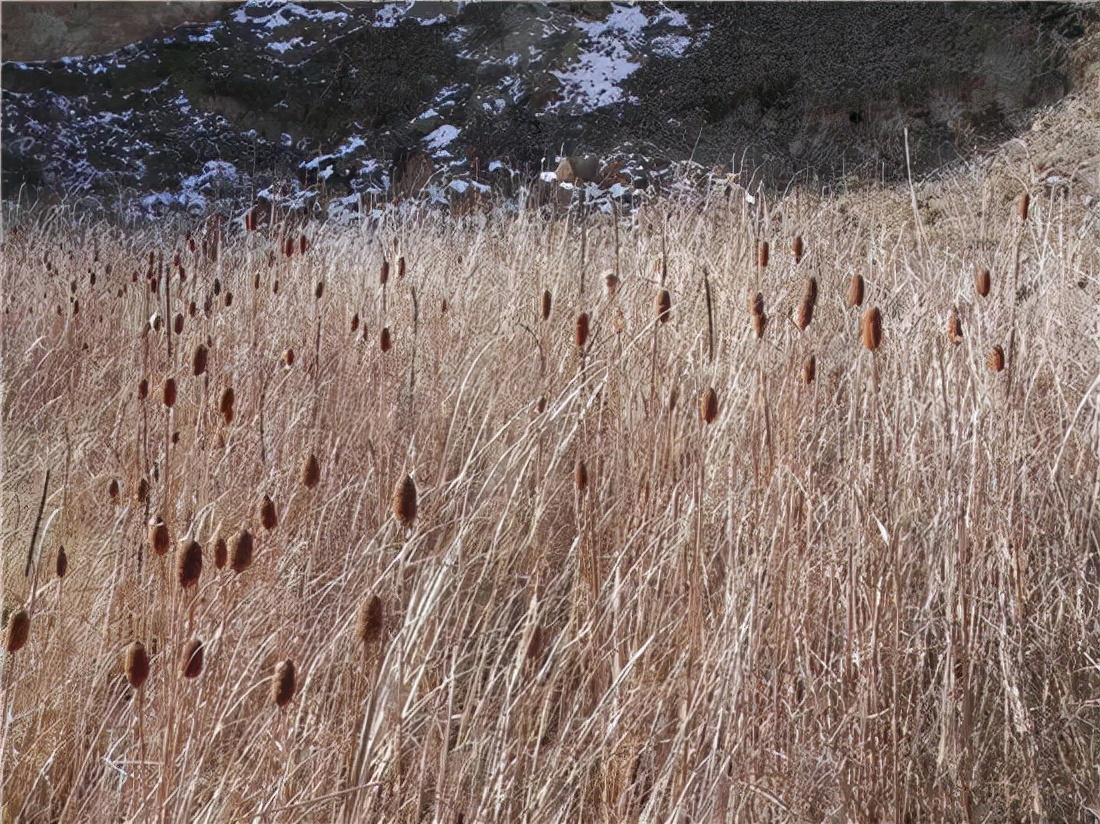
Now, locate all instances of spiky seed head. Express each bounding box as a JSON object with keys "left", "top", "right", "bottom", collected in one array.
[
  {"left": 314, "top": 281, "right": 324, "bottom": 300},
  {"left": 847, "top": 274, "right": 865, "bottom": 307},
  {"left": 797, "top": 277, "right": 818, "bottom": 330},
  {"left": 109, "top": 479, "right": 120, "bottom": 502},
  {"left": 976, "top": 268, "right": 991, "bottom": 297},
  {"left": 260, "top": 495, "right": 278, "bottom": 531},
  {"left": 6, "top": 608, "right": 29, "bottom": 653},
  {"left": 220, "top": 387, "right": 235, "bottom": 424},
  {"left": 757, "top": 239, "right": 769, "bottom": 269},
  {"left": 1018, "top": 192, "right": 1030, "bottom": 221},
  {"left": 700, "top": 387, "right": 718, "bottom": 424},
  {"left": 138, "top": 378, "right": 149, "bottom": 400},
  {"left": 181, "top": 639, "right": 204, "bottom": 678},
  {"left": 272, "top": 659, "right": 296, "bottom": 707},
  {"left": 303, "top": 453, "right": 320, "bottom": 489},
  {"left": 177, "top": 540, "right": 202, "bottom": 588},
  {"left": 803, "top": 355, "right": 816, "bottom": 385},
  {"left": 541, "top": 289, "right": 552, "bottom": 321},
  {"left": 357, "top": 595, "right": 384, "bottom": 646},
  {"left": 861, "top": 307, "right": 883, "bottom": 352},
  {"left": 656, "top": 289, "right": 671, "bottom": 323},
  {"left": 792, "top": 235, "right": 804, "bottom": 264},
  {"left": 948, "top": 310, "right": 963, "bottom": 345},
  {"left": 574, "top": 459, "right": 588, "bottom": 493},
  {"left": 149, "top": 517, "right": 170, "bottom": 556},
  {"left": 125, "top": 641, "right": 149, "bottom": 689},
  {"left": 988, "top": 345, "right": 1005, "bottom": 373},
  {"left": 380, "top": 327, "right": 392, "bottom": 352},
  {"left": 163, "top": 378, "right": 177, "bottom": 408},
  {"left": 397, "top": 256, "right": 406, "bottom": 279},
  {"left": 173, "top": 313, "right": 184, "bottom": 335},
  {"left": 282, "top": 348, "right": 295, "bottom": 368},
  {"left": 575, "top": 313, "right": 589, "bottom": 348},
  {"left": 380, "top": 259, "right": 390, "bottom": 286},
  {"left": 230, "top": 528, "right": 253, "bottom": 574},
  {"left": 56, "top": 545, "right": 68, "bottom": 578},
  {"left": 193, "top": 344, "right": 208, "bottom": 377},
  {"left": 393, "top": 475, "right": 418, "bottom": 527},
  {"left": 214, "top": 536, "right": 227, "bottom": 569}
]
